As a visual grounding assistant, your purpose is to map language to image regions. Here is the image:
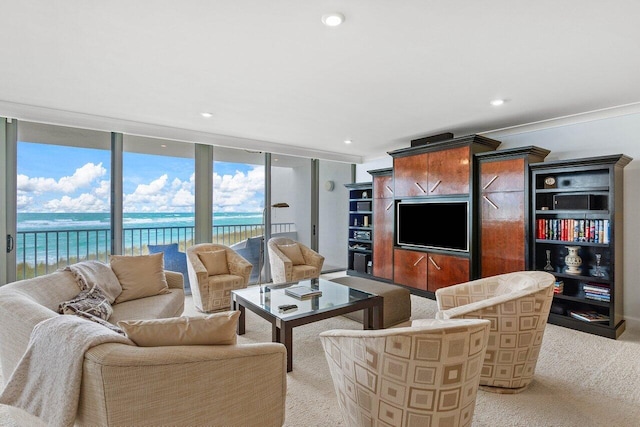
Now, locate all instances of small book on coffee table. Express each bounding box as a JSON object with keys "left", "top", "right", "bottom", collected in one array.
[{"left": 285, "top": 285, "right": 322, "bottom": 299}]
